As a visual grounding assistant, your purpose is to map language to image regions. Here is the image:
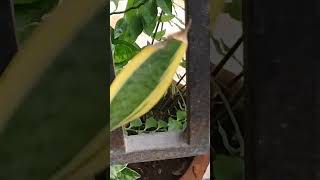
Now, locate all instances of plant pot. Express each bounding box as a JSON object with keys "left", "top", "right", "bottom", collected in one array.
[
  {"left": 128, "top": 156, "right": 193, "bottom": 180},
  {"left": 180, "top": 154, "right": 210, "bottom": 180}
]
